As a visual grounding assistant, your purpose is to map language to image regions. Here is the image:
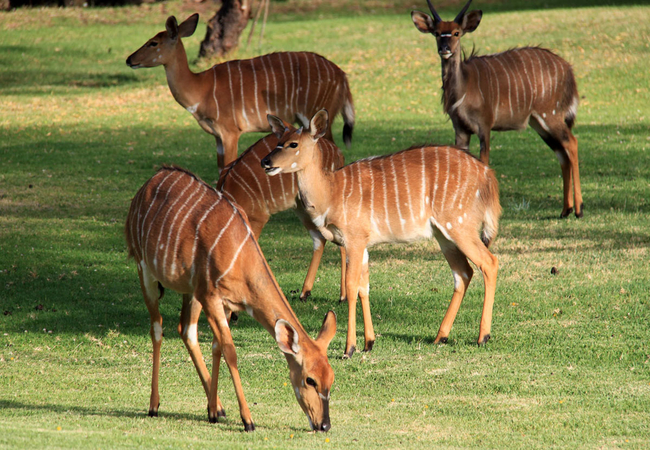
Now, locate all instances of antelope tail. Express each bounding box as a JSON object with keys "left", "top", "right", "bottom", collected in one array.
[
  {"left": 341, "top": 75, "right": 355, "bottom": 149},
  {"left": 480, "top": 168, "right": 502, "bottom": 248}
]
